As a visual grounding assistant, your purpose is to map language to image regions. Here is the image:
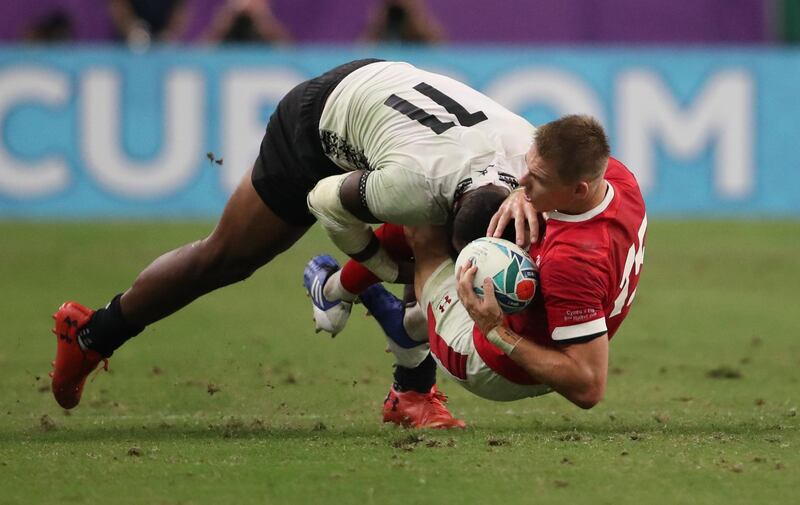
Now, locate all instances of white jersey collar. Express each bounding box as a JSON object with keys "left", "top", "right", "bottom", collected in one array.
[{"left": 545, "top": 181, "right": 614, "bottom": 223}]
